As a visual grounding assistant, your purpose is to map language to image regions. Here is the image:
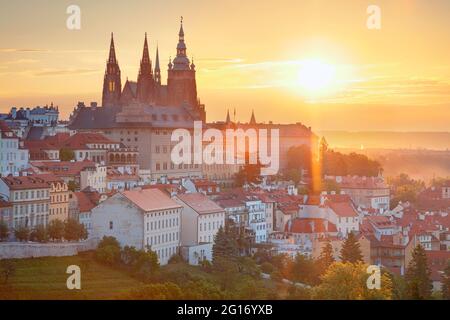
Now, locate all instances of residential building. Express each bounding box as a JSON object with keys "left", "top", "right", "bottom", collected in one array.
[
  {"left": 326, "top": 175, "right": 390, "bottom": 213},
  {"left": 0, "top": 120, "right": 29, "bottom": 176},
  {"left": 91, "top": 188, "right": 182, "bottom": 265},
  {"left": 0, "top": 175, "right": 51, "bottom": 228},
  {"left": 175, "top": 193, "right": 225, "bottom": 264},
  {"left": 39, "top": 174, "right": 69, "bottom": 222}
]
